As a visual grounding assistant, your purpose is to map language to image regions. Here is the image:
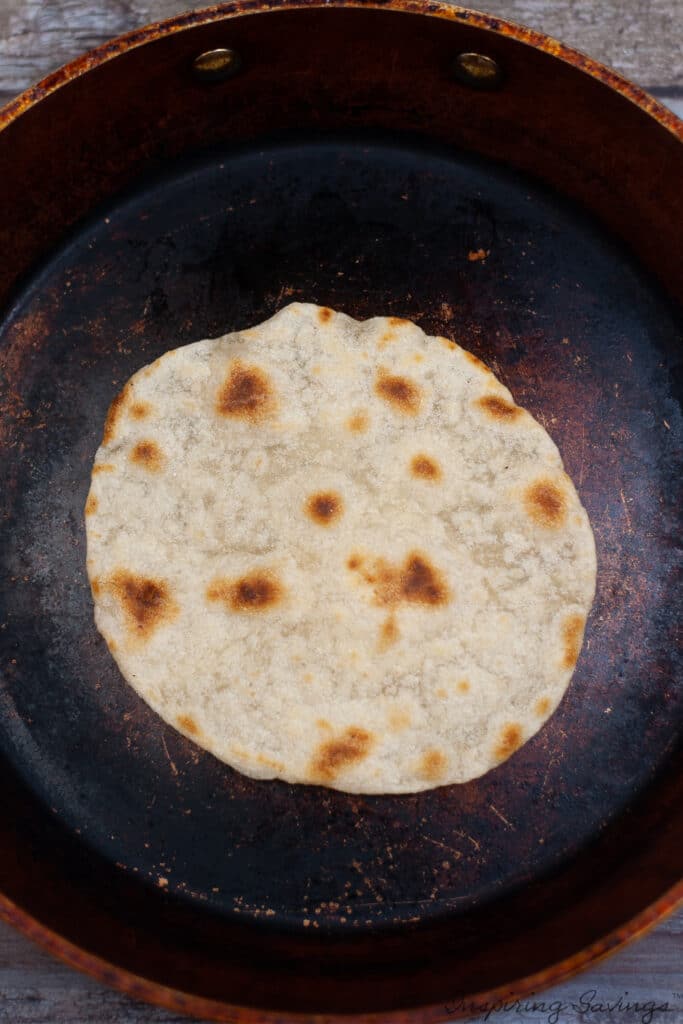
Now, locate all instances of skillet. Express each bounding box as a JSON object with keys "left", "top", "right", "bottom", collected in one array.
[{"left": 0, "top": 2, "right": 681, "bottom": 1019}]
